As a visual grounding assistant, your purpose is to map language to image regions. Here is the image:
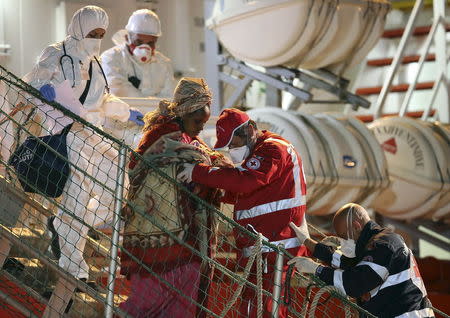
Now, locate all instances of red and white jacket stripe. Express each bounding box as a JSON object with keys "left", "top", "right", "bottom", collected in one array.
[{"left": 192, "top": 131, "right": 308, "bottom": 261}]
